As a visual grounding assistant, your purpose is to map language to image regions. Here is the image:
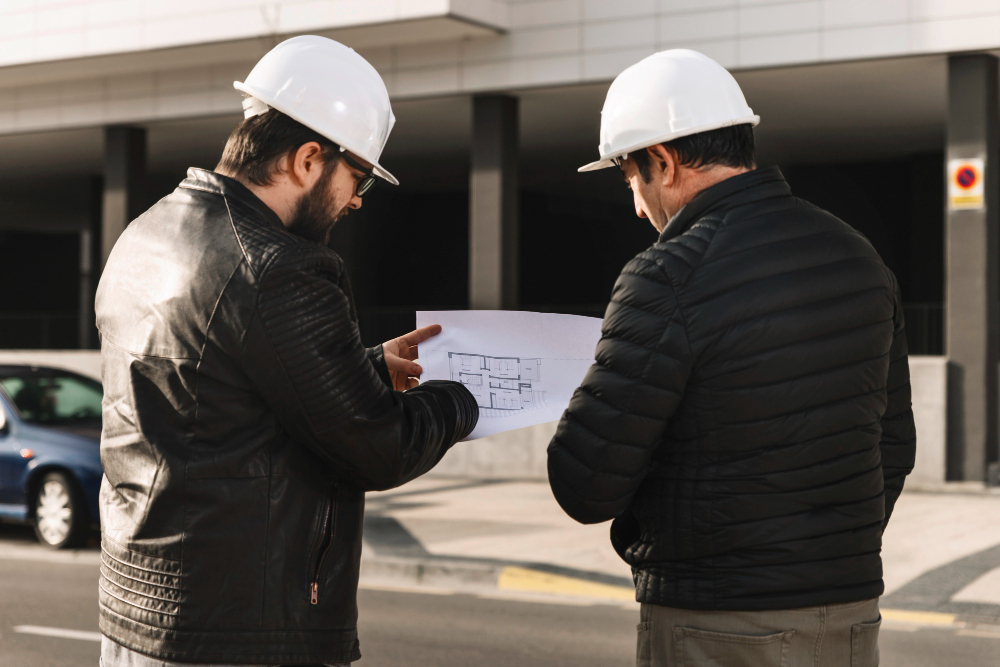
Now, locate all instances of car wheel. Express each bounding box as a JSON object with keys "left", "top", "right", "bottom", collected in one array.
[{"left": 33, "top": 472, "right": 87, "bottom": 549}]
